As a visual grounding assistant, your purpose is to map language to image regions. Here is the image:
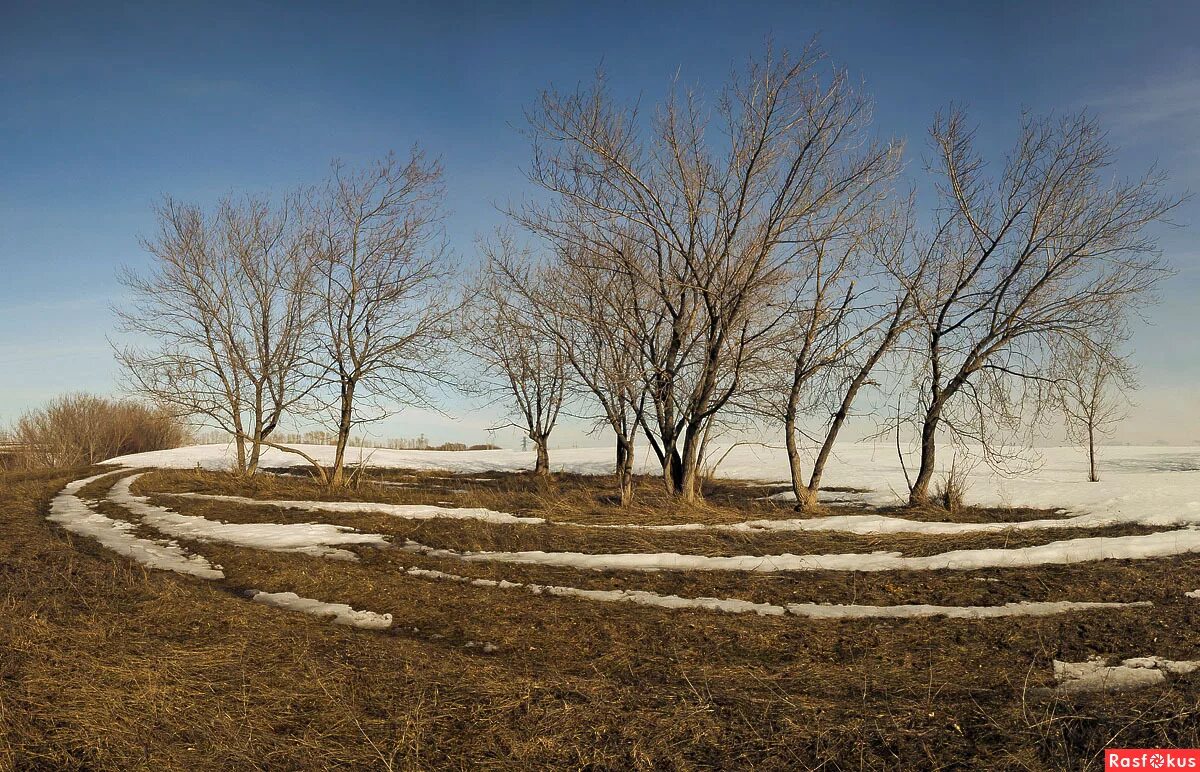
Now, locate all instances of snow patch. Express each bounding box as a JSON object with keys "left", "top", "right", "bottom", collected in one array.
[
  {"left": 168, "top": 492, "right": 546, "bottom": 526},
  {"left": 464, "top": 640, "right": 499, "bottom": 653},
  {"left": 401, "top": 566, "right": 1145, "bottom": 619},
  {"left": 248, "top": 590, "right": 393, "bottom": 629},
  {"left": 399, "top": 528, "right": 1200, "bottom": 573},
  {"left": 48, "top": 474, "right": 224, "bottom": 579},
  {"left": 785, "top": 600, "right": 1148, "bottom": 619},
  {"left": 112, "top": 442, "right": 1200, "bottom": 537},
  {"left": 104, "top": 443, "right": 1200, "bottom": 539},
  {"left": 1042, "top": 655, "right": 1200, "bottom": 695},
  {"left": 169, "top": 493, "right": 1160, "bottom": 538},
  {"left": 109, "top": 476, "right": 389, "bottom": 560}
]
